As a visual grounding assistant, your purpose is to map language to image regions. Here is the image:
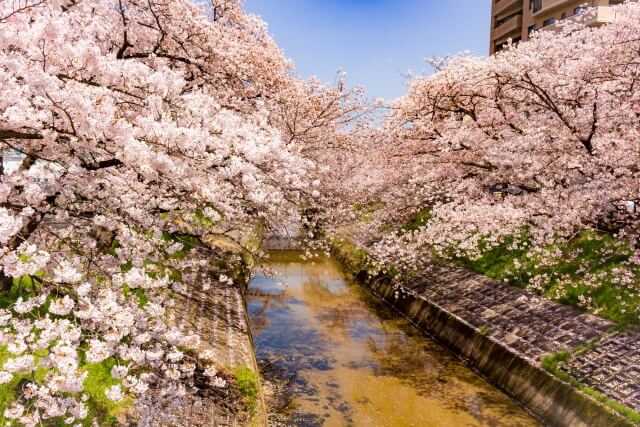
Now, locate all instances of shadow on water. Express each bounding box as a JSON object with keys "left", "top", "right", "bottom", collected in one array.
[{"left": 248, "top": 251, "right": 539, "bottom": 427}]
